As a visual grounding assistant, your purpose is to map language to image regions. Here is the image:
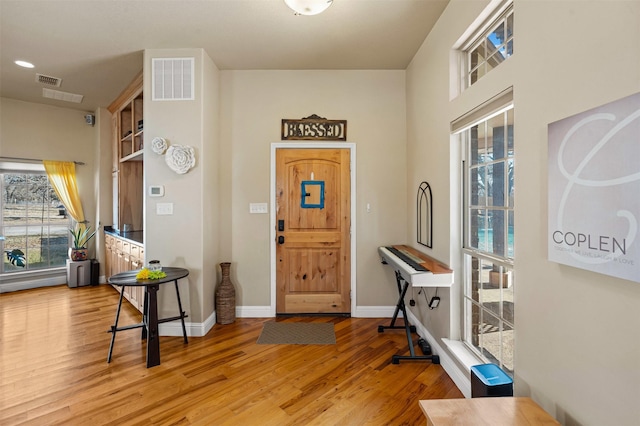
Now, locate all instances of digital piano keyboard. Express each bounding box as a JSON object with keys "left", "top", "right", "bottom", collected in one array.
[{"left": 378, "top": 245, "right": 453, "bottom": 287}]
